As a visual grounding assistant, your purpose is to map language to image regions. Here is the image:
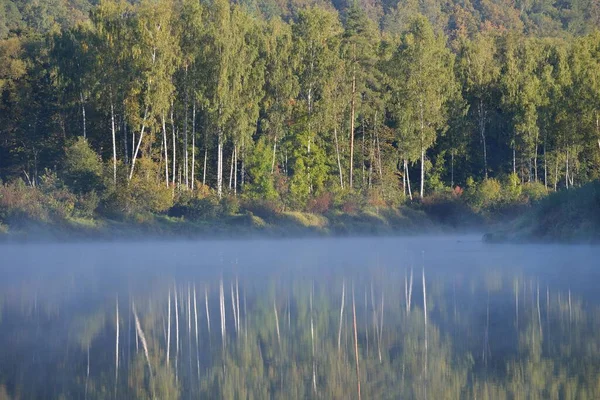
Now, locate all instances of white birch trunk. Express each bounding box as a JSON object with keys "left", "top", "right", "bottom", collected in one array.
[
  {"left": 129, "top": 106, "right": 149, "bottom": 181},
  {"left": 162, "top": 115, "right": 169, "bottom": 187},
  {"left": 110, "top": 101, "right": 117, "bottom": 185},
  {"left": 192, "top": 103, "right": 196, "bottom": 190}
]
